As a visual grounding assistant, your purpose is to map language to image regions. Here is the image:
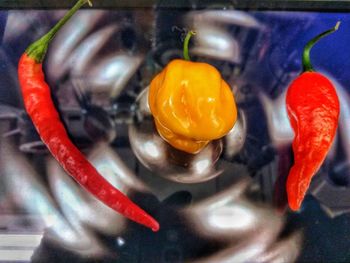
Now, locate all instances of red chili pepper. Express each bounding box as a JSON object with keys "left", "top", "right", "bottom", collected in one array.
[
  {"left": 17, "top": 0, "right": 159, "bottom": 232},
  {"left": 286, "top": 22, "right": 340, "bottom": 211}
]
